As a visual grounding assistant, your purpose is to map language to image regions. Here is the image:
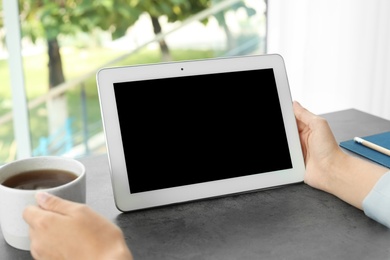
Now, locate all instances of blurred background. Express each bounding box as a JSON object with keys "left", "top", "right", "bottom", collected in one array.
[
  {"left": 1, "top": 0, "right": 389, "bottom": 165},
  {"left": 267, "top": 0, "right": 390, "bottom": 122}
]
